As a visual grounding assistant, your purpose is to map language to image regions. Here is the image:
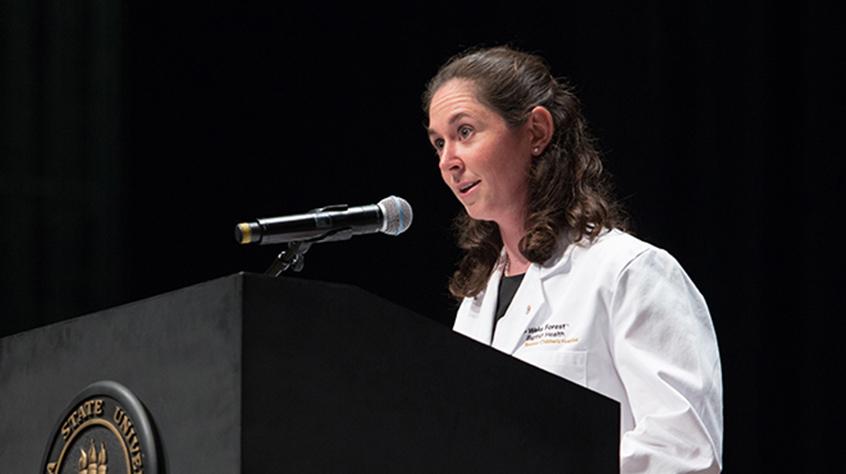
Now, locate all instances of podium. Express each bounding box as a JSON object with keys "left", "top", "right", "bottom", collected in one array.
[{"left": 0, "top": 273, "right": 619, "bottom": 473}]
